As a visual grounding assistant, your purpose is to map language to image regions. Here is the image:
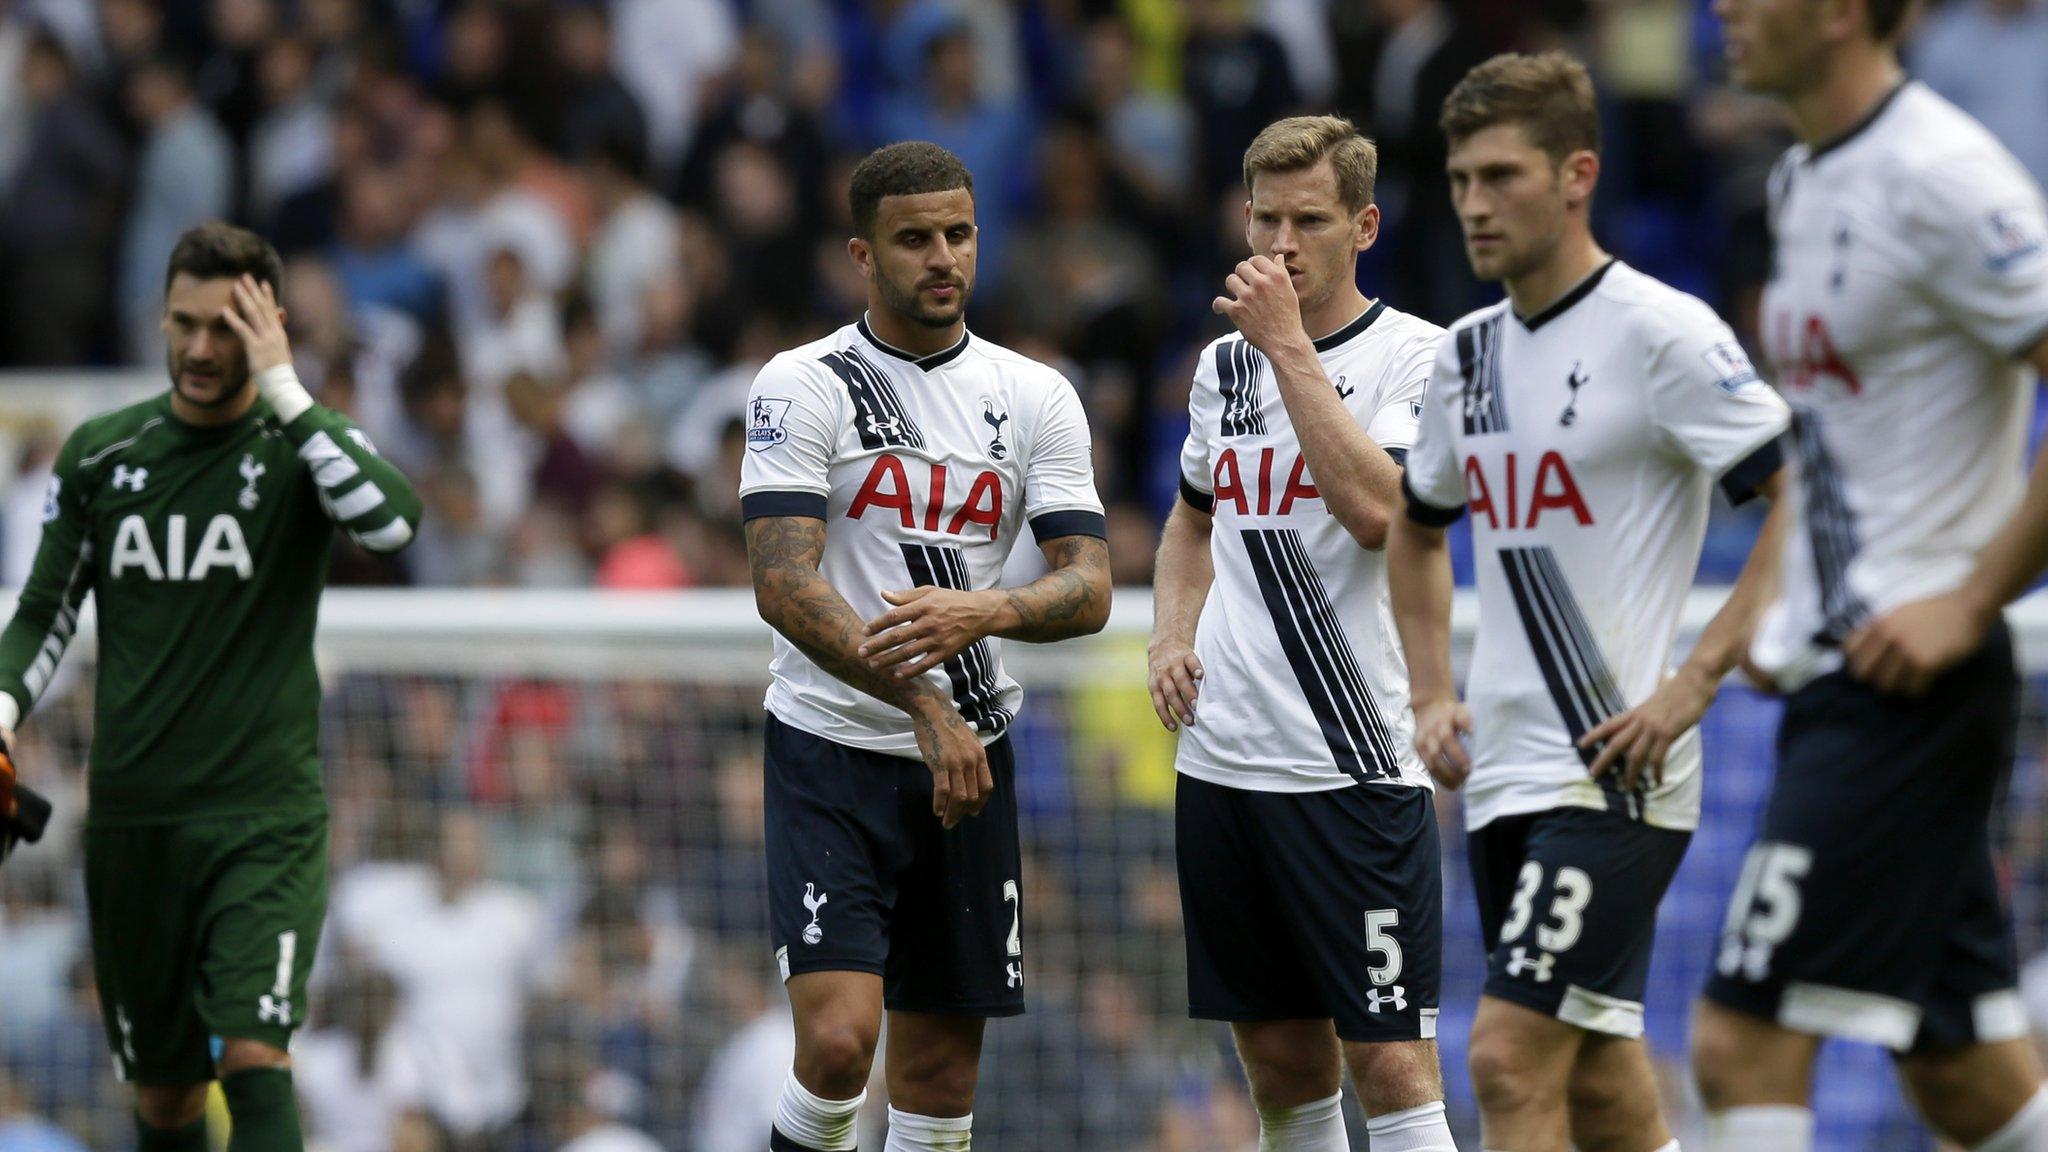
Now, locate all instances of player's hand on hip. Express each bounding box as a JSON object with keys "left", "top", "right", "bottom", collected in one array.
[
  {"left": 912, "top": 699, "right": 992, "bottom": 829},
  {"left": 1412, "top": 697, "right": 1473, "bottom": 789},
  {"left": 860, "top": 586, "right": 995, "bottom": 679},
  {"left": 1146, "top": 639, "right": 1204, "bottom": 732},
  {"left": 220, "top": 274, "right": 292, "bottom": 374},
  {"left": 1212, "top": 255, "right": 1307, "bottom": 356},
  {"left": 1581, "top": 664, "right": 1715, "bottom": 792},
  {"left": 1842, "top": 590, "right": 1991, "bottom": 697}
]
